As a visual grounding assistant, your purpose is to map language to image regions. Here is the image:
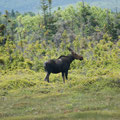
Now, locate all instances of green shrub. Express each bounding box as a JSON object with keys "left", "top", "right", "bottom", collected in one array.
[{"left": 0, "top": 79, "right": 36, "bottom": 90}]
